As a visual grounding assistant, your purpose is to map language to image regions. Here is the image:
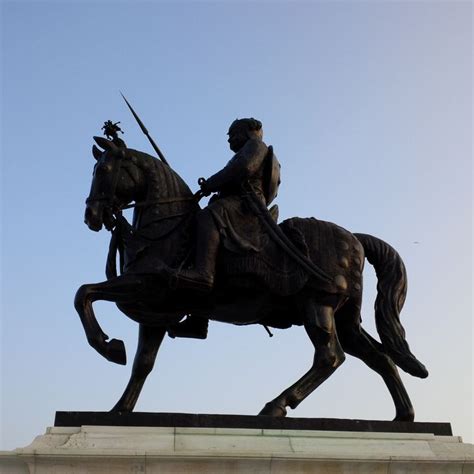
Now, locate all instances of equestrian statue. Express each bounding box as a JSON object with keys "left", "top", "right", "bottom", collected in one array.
[{"left": 75, "top": 100, "right": 428, "bottom": 420}]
